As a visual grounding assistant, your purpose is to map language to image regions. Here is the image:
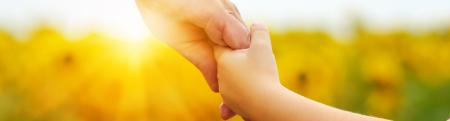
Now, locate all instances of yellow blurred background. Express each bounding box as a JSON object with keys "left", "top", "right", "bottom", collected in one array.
[
  {"left": 1, "top": 21, "right": 449, "bottom": 121},
  {"left": 1, "top": 0, "right": 450, "bottom": 121}
]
